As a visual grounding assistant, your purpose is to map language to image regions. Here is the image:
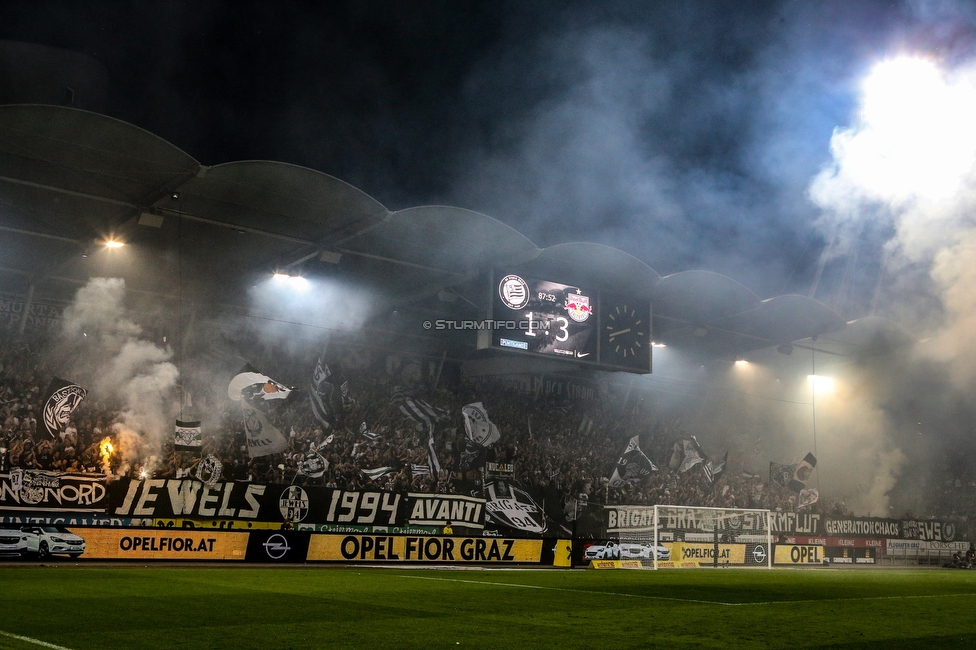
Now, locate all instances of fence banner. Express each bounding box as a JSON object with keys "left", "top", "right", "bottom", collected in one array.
[
  {"left": 1, "top": 513, "right": 130, "bottom": 527},
  {"left": 901, "top": 519, "right": 958, "bottom": 542},
  {"left": 589, "top": 560, "right": 643, "bottom": 569},
  {"left": 72, "top": 528, "right": 247, "bottom": 560},
  {"left": 295, "top": 523, "right": 440, "bottom": 535},
  {"left": 145, "top": 518, "right": 282, "bottom": 530},
  {"left": 773, "top": 544, "right": 825, "bottom": 565},
  {"left": 306, "top": 534, "right": 544, "bottom": 563}
]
